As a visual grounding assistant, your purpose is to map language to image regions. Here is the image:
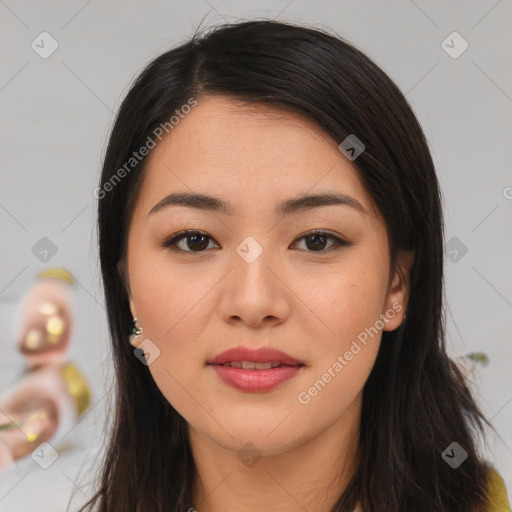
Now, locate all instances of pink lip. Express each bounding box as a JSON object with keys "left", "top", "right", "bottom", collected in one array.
[
  {"left": 209, "top": 365, "right": 304, "bottom": 392},
  {"left": 207, "top": 346, "right": 305, "bottom": 392},
  {"left": 207, "top": 346, "right": 303, "bottom": 366}
]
